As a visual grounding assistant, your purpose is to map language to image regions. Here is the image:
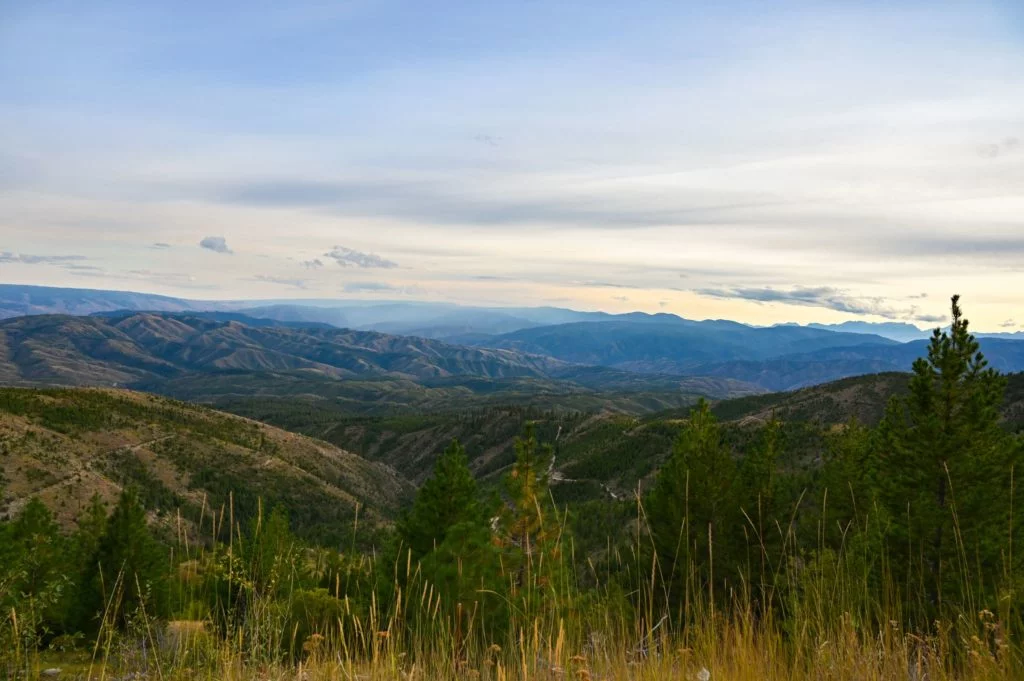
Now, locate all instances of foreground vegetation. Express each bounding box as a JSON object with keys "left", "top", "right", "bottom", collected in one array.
[{"left": 2, "top": 297, "right": 1023, "bottom": 679}]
